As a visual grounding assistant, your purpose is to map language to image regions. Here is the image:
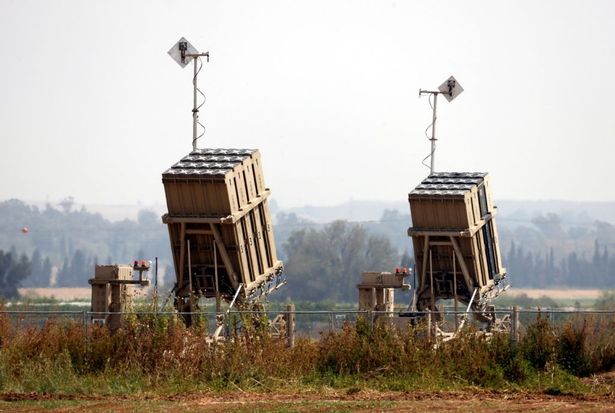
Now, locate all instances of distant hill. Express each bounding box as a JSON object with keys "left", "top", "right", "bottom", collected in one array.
[
  {"left": 282, "top": 200, "right": 408, "bottom": 223},
  {"left": 280, "top": 199, "right": 615, "bottom": 226},
  {"left": 496, "top": 200, "right": 615, "bottom": 226},
  {"left": 25, "top": 201, "right": 167, "bottom": 223},
  {"left": 22, "top": 198, "right": 615, "bottom": 227}
]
